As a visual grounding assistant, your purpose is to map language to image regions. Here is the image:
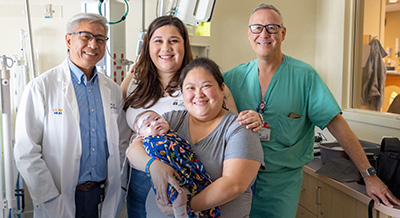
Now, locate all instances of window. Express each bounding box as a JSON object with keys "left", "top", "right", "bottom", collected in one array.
[
  {"left": 352, "top": 0, "right": 400, "bottom": 114},
  {"left": 340, "top": 0, "right": 400, "bottom": 142}
]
